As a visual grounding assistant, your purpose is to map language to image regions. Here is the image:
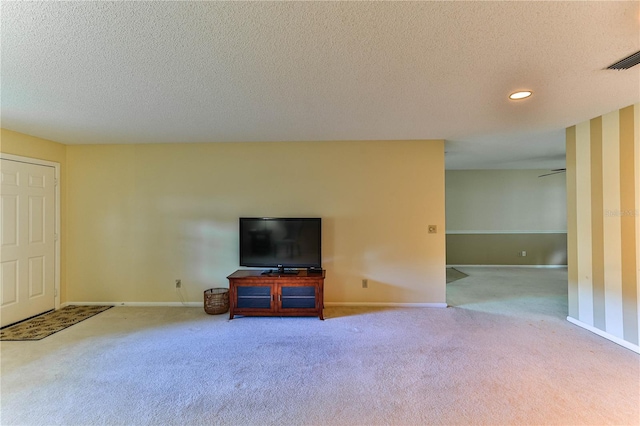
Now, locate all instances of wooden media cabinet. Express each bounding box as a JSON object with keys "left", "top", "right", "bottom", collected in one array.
[{"left": 227, "top": 269, "right": 325, "bottom": 320}]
